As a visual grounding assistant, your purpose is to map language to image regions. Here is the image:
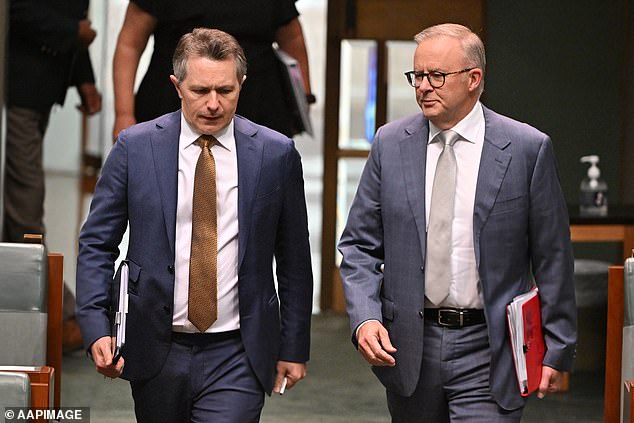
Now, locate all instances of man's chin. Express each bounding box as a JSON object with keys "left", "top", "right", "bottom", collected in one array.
[
  {"left": 420, "top": 106, "right": 437, "bottom": 119},
  {"left": 196, "top": 119, "right": 227, "bottom": 134}
]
